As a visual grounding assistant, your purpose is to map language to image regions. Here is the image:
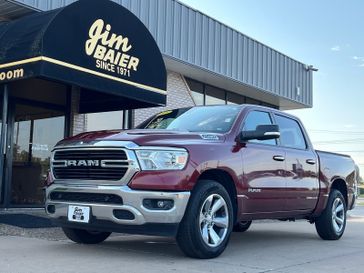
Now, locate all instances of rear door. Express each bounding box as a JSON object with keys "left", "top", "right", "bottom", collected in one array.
[
  {"left": 241, "top": 110, "right": 287, "bottom": 213},
  {"left": 273, "top": 114, "right": 320, "bottom": 211}
]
